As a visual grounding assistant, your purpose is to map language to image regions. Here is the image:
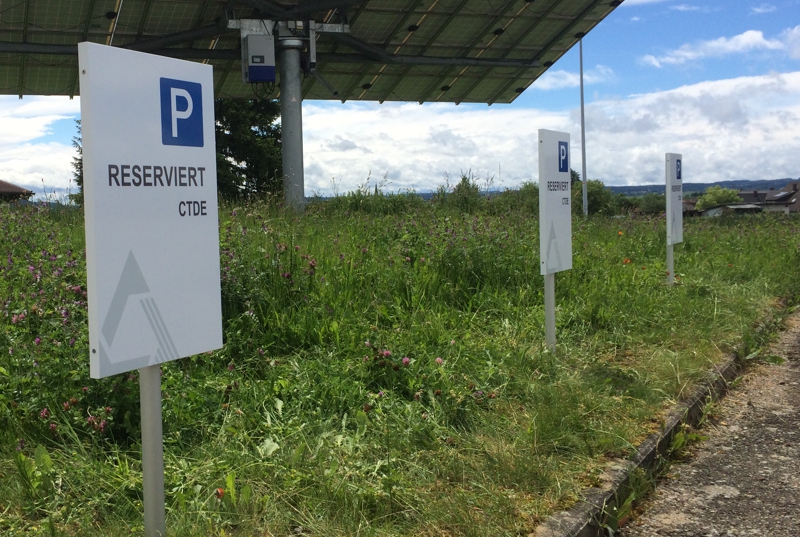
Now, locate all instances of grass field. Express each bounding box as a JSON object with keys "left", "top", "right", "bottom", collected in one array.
[{"left": 2, "top": 193, "right": 799, "bottom": 536}]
